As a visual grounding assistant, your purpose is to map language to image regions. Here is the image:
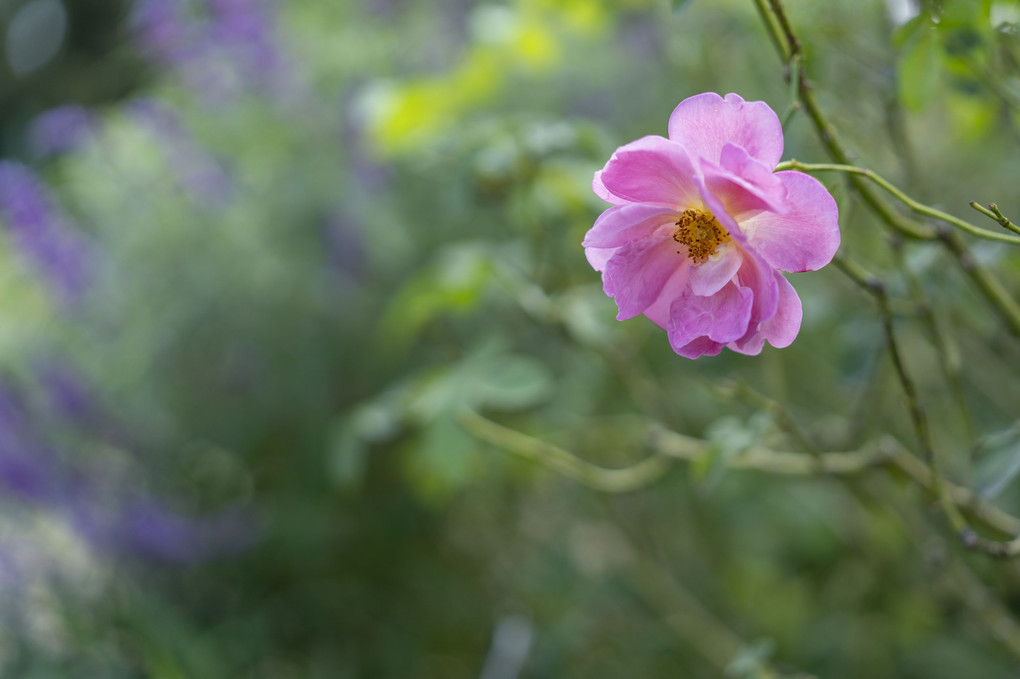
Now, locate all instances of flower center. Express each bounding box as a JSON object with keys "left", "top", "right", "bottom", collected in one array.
[{"left": 672, "top": 208, "right": 731, "bottom": 263}]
